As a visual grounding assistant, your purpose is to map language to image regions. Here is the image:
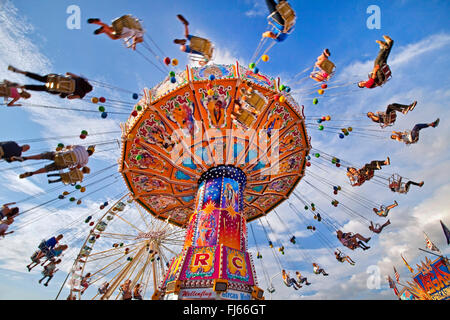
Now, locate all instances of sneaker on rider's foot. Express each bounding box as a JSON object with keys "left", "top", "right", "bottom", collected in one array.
[
  {"left": 431, "top": 118, "right": 440, "bottom": 128},
  {"left": 407, "top": 101, "right": 417, "bottom": 113},
  {"left": 383, "top": 35, "right": 393, "bottom": 44},
  {"left": 7, "top": 65, "right": 18, "bottom": 73},
  {"left": 87, "top": 18, "right": 100, "bottom": 24},
  {"left": 177, "top": 14, "right": 189, "bottom": 25}
]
